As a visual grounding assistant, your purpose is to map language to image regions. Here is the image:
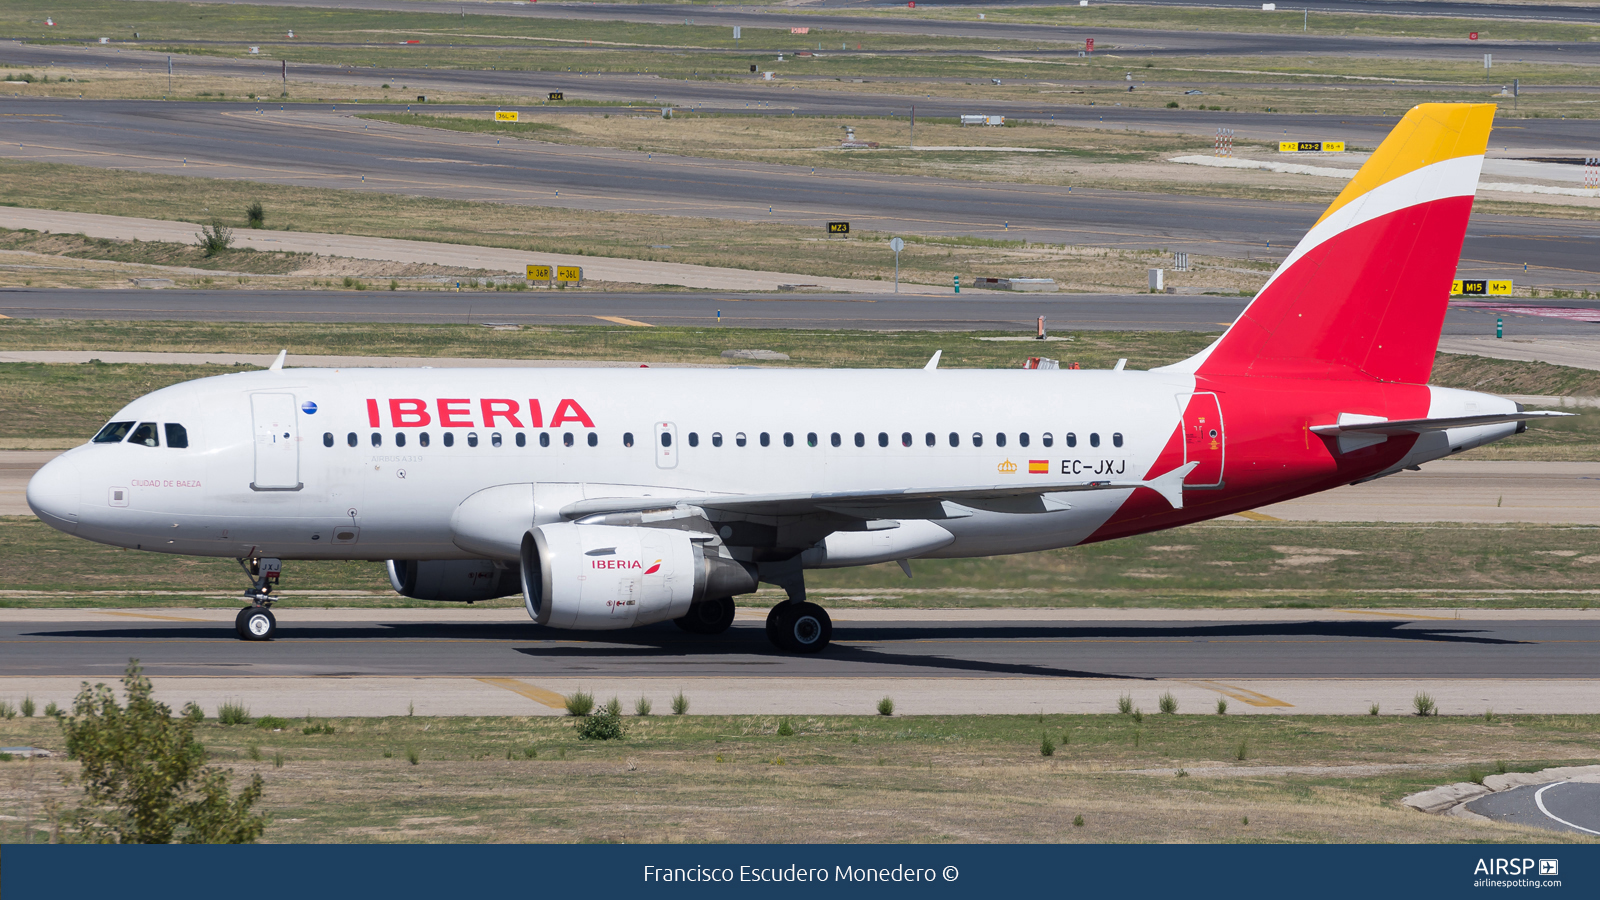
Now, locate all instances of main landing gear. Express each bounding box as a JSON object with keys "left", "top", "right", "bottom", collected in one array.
[
  {"left": 758, "top": 558, "right": 831, "bottom": 653},
  {"left": 235, "top": 556, "right": 281, "bottom": 642},
  {"left": 674, "top": 595, "right": 737, "bottom": 635}
]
